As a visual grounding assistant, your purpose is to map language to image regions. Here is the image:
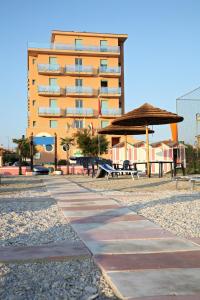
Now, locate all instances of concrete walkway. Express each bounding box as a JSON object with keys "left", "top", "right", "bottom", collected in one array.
[{"left": 45, "top": 176, "right": 200, "bottom": 300}]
